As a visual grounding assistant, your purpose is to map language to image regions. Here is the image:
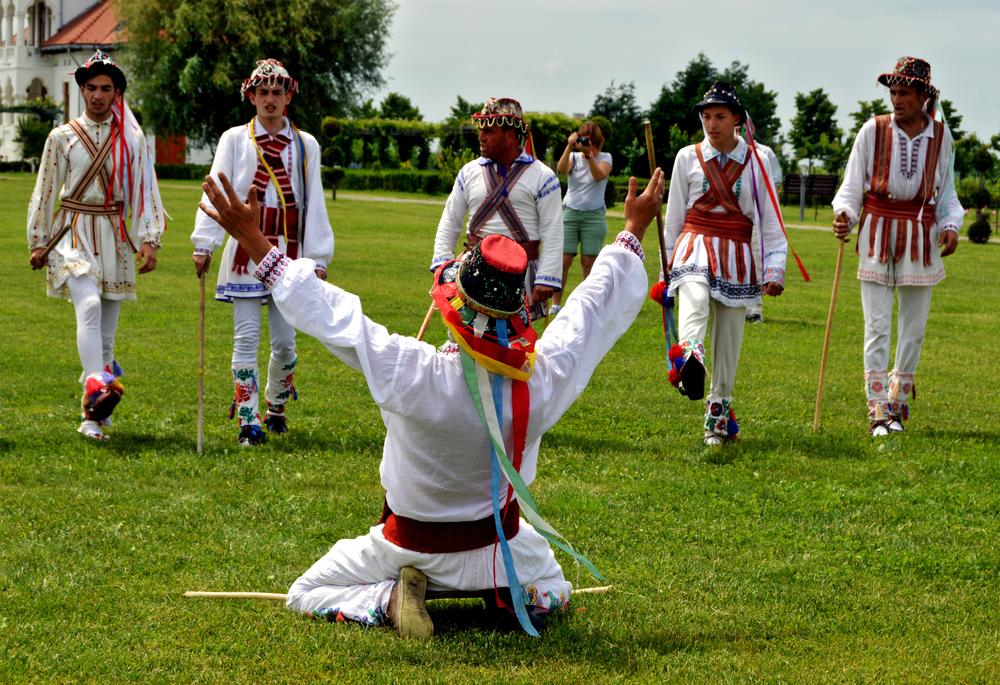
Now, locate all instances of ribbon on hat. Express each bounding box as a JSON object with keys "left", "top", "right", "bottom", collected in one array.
[{"left": 458, "top": 340, "right": 604, "bottom": 636}]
